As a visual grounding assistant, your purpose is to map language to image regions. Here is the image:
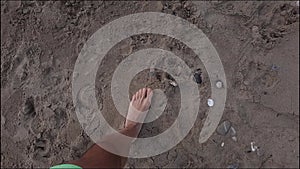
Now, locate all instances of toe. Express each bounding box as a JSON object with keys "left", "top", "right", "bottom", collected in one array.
[
  {"left": 132, "top": 93, "right": 136, "bottom": 101},
  {"left": 138, "top": 89, "right": 143, "bottom": 99},
  {"left": 146, "top": 88, "right": 153, "bottom": 99}
]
